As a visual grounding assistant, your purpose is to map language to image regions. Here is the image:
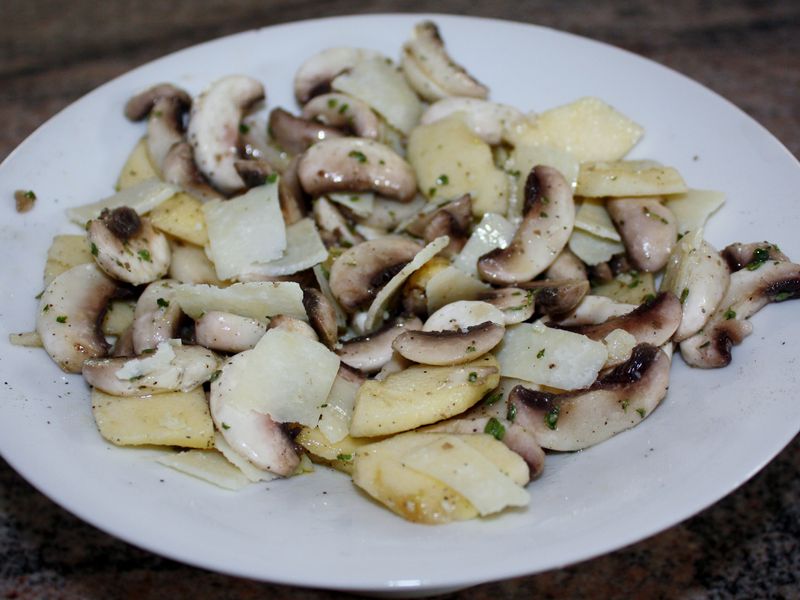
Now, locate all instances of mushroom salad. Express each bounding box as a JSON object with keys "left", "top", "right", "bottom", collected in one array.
[{"left": 15, "top": 20, "right": 800, "bottom": 524}]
